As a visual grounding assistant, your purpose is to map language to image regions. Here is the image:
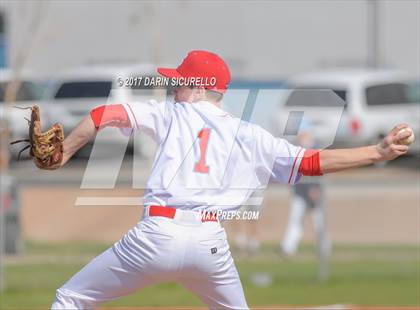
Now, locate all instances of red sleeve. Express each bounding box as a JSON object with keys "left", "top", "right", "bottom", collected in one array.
[
  {"left": 90, "top": 104, "right": 130, "bottom": 130},
  {"left": 298, "top": 149, "right": 323, "bottom": 176}
]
